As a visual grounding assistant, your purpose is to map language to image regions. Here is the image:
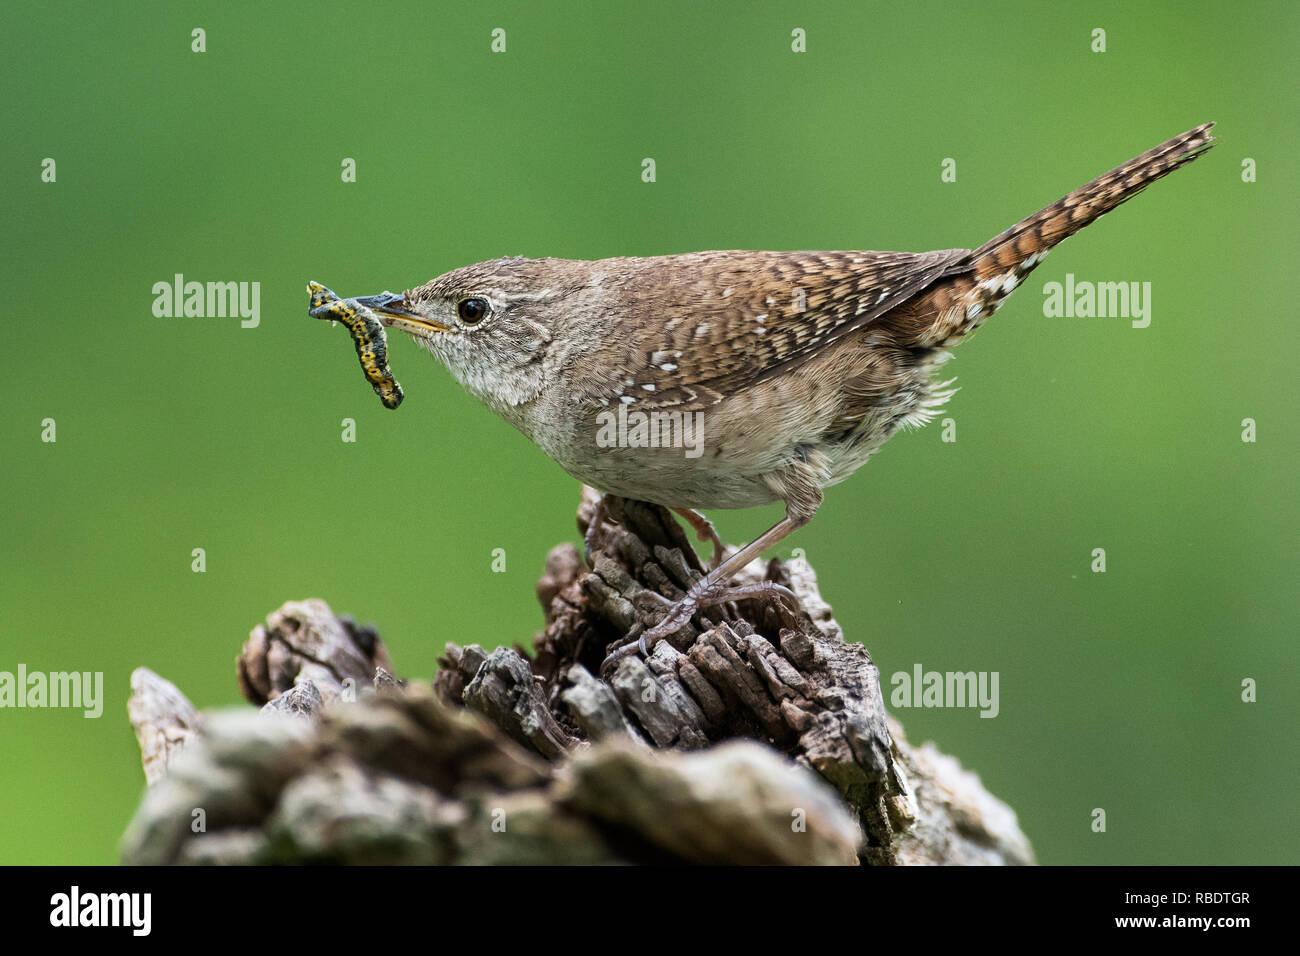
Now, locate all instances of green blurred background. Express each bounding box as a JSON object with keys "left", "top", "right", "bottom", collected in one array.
[{"left": 2, "top": 0, "right": 1295, "bottom": 865}]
